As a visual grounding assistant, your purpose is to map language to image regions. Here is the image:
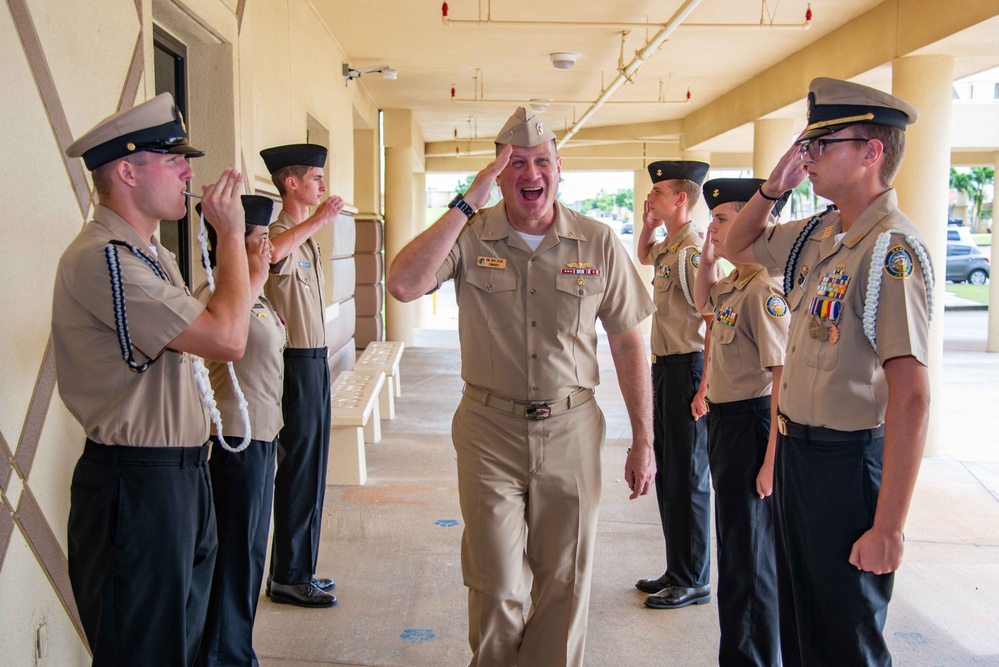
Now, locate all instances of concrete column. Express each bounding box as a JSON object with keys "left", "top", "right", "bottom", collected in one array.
[
  {"left": 383, "top": 109, "right": 419, "bottom": 346},
  {"left": 753, "top": 118, "right": 796, "bottom": 178},
  {"left": 989, "top": 150, "right": 999, "bottom": 353},
  {"left": 352, "top": 128, "right": 380, "bottom": 215},
  {"left": 892, "top": 55, "right": 954, "bottom": 456},
  {"left": 682, "top": 149, "right": 710, "bottom": 227},
  {"left": 633, "top": 168, "right": 654, "bottom": 334}
]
